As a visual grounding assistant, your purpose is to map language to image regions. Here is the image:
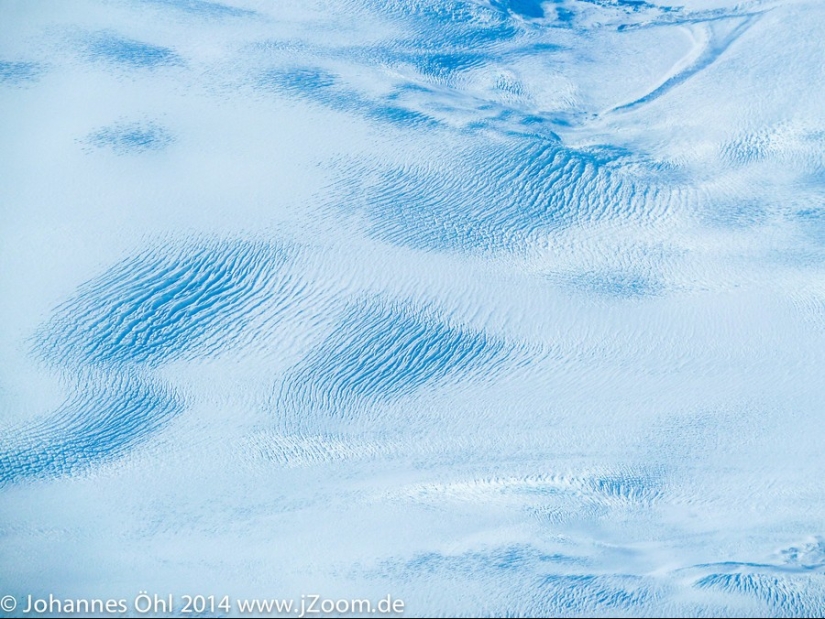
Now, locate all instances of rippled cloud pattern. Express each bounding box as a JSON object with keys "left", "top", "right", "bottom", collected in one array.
[{"left": 2, "top": 0, "right": 825, "bottom": 616}]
